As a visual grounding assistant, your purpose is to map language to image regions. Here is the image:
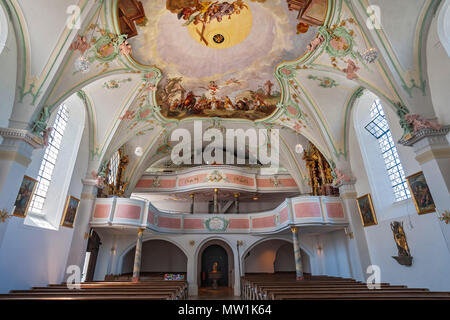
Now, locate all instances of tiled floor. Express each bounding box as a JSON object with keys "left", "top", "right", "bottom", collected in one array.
[{"left": 189, "top": 287, "right": 241, "bottom": 300}]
